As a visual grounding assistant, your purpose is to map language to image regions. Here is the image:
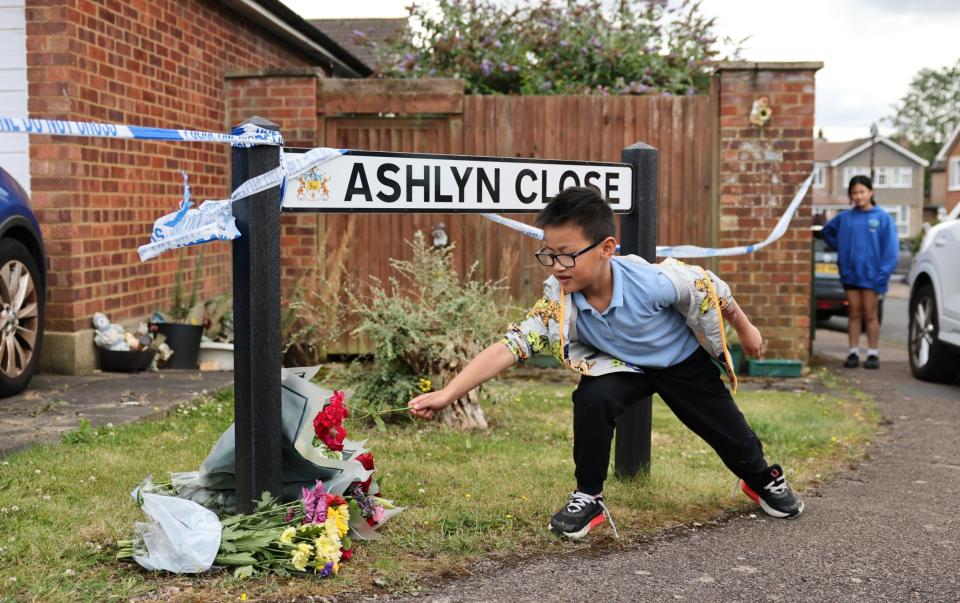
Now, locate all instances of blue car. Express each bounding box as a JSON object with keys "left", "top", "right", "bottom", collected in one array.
[{"left": 0, "top": 167, "right": 46, "bottom": 396}]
